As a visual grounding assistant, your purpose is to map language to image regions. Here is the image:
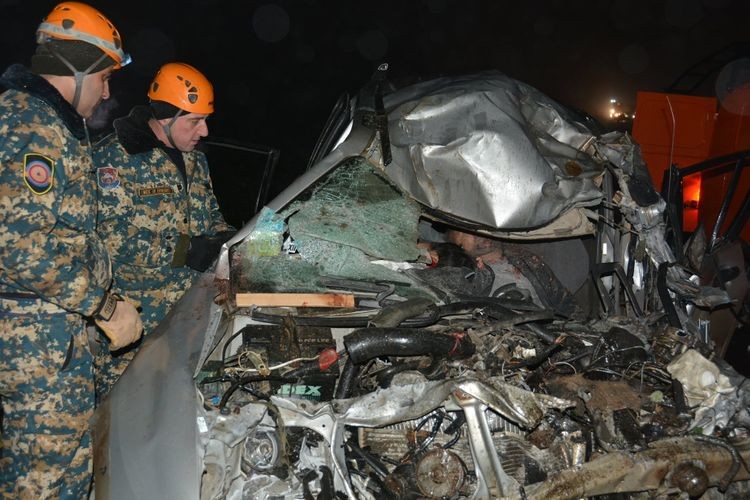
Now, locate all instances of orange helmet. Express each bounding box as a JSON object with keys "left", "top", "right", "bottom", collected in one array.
[
  {"left": 148, "top": 63, "right": 214, "bottom": 115},
  {"left": 36, "top": 2, "right": 130, "bottom": 69}
]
